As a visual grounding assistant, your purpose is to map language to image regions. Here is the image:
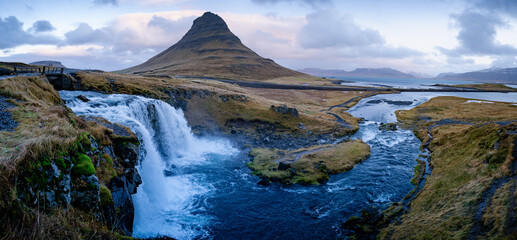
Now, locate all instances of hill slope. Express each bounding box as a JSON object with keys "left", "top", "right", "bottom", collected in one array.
[
  {"left": 435, "top": 67, "right": 517, "bottom": 83},
  {"left": 122, "top": 12, "right": 307, "bottom": 81},
  {"left": 298, "top": 67, "right": 415, "bottom": 78}
]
